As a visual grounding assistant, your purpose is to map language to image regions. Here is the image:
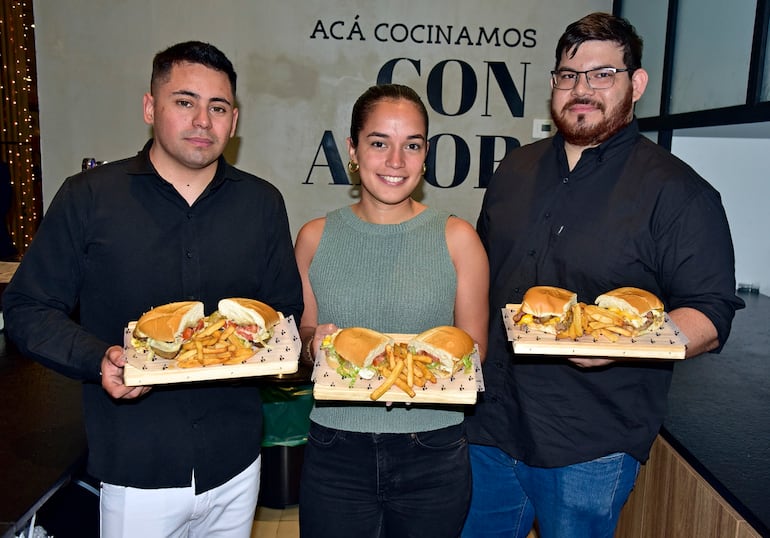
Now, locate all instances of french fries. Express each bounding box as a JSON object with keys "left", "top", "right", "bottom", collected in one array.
[
  {"left": 369, "top": 342, "right": 438, "bottom": 400},
  {"left": 595, "top": 328, "right": 619, "bottom": 342},
  {"left": 415, "top": 360, "right": 436, "bottom": 383},
  {"left": 553, "top": 302, "right": 632, "bottom": 343},
  {"left": 571, "top": 303, "right": 584, "bottom": 337},
  {"left": 386, "top": 343, "right": 395, "bottom": 369},
  {"left": 406, "top": 351, "right": 414, "bottom": 387},
  {"left": 370, "top": 359, "right": 404, "bottom": 401},
  {"left": 176, "top": 319, "right": 255, "bottom": 368},
  {"left": 379, "top": 364, "right": 417, "bottom": 398}
]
